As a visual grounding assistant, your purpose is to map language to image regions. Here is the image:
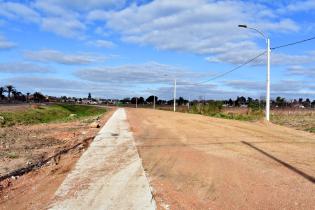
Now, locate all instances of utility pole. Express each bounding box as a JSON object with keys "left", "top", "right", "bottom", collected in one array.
[
  {"left": 136, "top": 97, "right": 138, "bottom": 108},
  {"left": 162, "top": 74, "right": 177, "bottom": 112},
  {"left": 173, "top": 79, "right": 176, "bottom": 112},
  {"left": 266, "top": 38, "right": 271, "bottom": 121},
  {"left": 239, "top": 24, "right": 270, "bottom": 121}
]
